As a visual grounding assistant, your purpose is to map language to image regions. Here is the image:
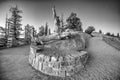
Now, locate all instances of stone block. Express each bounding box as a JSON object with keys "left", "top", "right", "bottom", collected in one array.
[
  {"left": 80, "top": 52, "right": 88, "bottom": 65},
  {"left": 38, "top": 62, "right": 43, "bottom": 71},
  {"left": 58, "top": 70, "right": 66, "bottom": 77},
  {"left": 42, "top": 62, "right": 48, "bottom": 67},
  {"left": 61, "top": 61, "right": 69, "bottom": 67},
  {"left": 65, "top": 66, "right": 74, "bottom": 72},
  {"left": 32, "top": 58, "right": 36, "bottom": 67},
  {"left": 42, "top": 66, "right": 53, "bottom": 74},
  {"left": 74, "top": 64, "right": 84, "bottom": 73},
  {"left": 38, "top": 54, "right": 44, "bottom": 62},
  {"left": 30, "top": 51, "right": 35, "bottom": 58},
  {"left": 29, "top": 55, "right": 33, "bottom": 64},
  {"left": 65, "top": 55, "right": 75, "bottom": 64},
  {"left": 34, "top": 57, "right": 39, "bottom": 70},
  {"left": 30, "top": 47, "right": 35, "bottom": 54},
  {"left": 66, "top": 66, "right": 74, "bottom": 76},
  {"left": 52, "top": 62, "right": 60, "bottom": 69},
  {"left": 51, "top": 69, "right": 59, "bottom": 76},
  {"left": 44, "top": 56, "right": 50, "bottom": 62},
  {"left": 51, "top": 56, "right": 57, "bottom": 61},
  {"left": 58, "top": 56, "right": 63, "bottom": 61},
  {"left": 68, "top": 60, "right": 75, "bottom": 66},
  {"left": 75, "top": 56, "right": 81, "bottom": 66},
  {"left": 48, "top": 62, "right": 54, "bottom": 67}
]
